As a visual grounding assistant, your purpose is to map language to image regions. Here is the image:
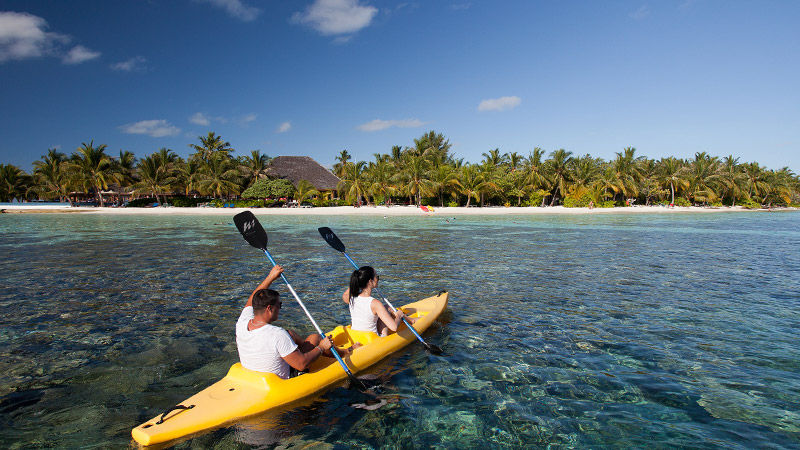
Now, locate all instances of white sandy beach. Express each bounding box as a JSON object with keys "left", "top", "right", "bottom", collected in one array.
[{"left": 0, "top": 204, "right": 783, "bottom": 215}]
